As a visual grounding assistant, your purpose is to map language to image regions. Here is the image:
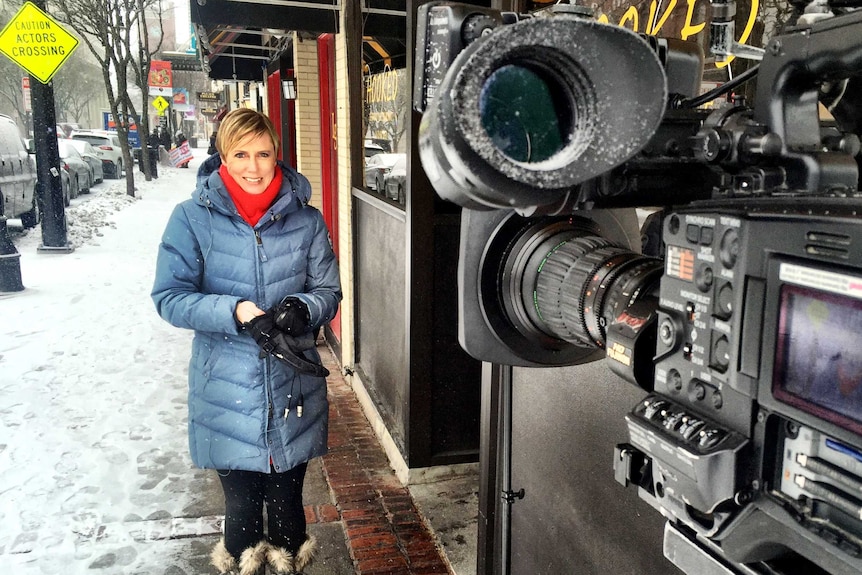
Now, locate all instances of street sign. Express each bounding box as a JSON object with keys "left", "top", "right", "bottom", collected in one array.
[
  {"left": 22, "top": 77, "right": 31, "bottom": 112},
  {"left": 0, "top": 2, "right": 79, "bottom": 84},
  {"left": 152, "top": 96, "right": 169, "bottom": 113}
]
